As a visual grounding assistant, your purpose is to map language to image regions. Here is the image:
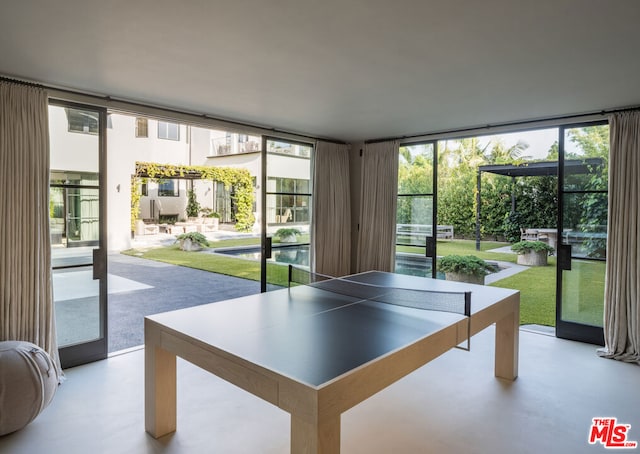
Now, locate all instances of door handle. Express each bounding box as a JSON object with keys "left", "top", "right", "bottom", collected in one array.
[
  {"left": 265, "top": 236, "right": 272, "bottom": 259},
  {"left": 92, "top": 248, "right": 106, "bottom": 280},
  {"left": 557, "top": 244, "right": 572, "bottom": 271},
  {"left": 425, "top": 236, "right": 436, "bottom": 258}
]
